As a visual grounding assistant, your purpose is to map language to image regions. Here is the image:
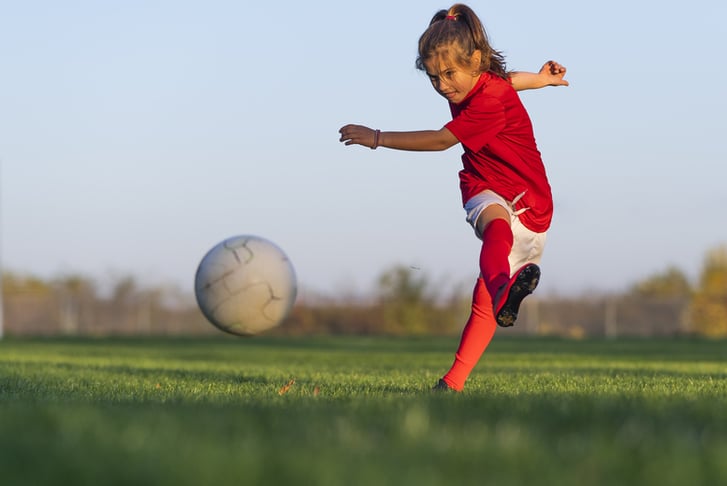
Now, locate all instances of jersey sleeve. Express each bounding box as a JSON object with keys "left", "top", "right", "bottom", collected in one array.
[{"left": 445, "top": 96, "right": 506, "bottom": 153}]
